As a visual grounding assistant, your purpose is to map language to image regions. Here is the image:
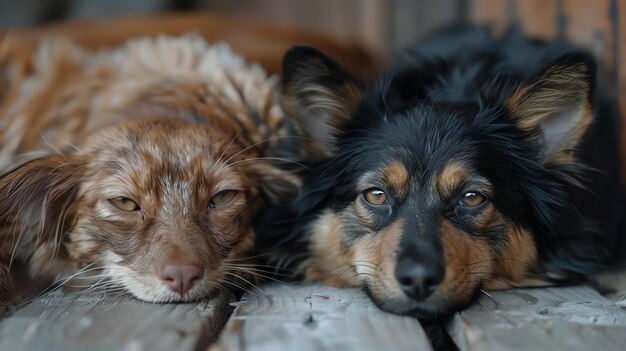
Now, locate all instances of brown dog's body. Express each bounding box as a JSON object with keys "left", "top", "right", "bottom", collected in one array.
[{"left": 0, "top": 35, "right": 296, "bottom": 302}]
